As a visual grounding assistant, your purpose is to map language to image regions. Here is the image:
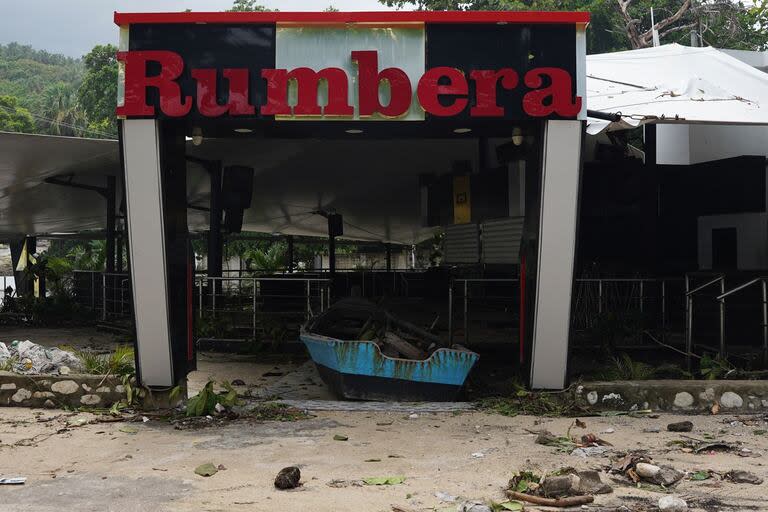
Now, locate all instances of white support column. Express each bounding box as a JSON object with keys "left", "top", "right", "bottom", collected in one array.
[
  {"left": 530, "top": 120, "right": 583, "bottom": 389},
  {"left": 122, "top": 119, "right": 175, "bottom": 387}
]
